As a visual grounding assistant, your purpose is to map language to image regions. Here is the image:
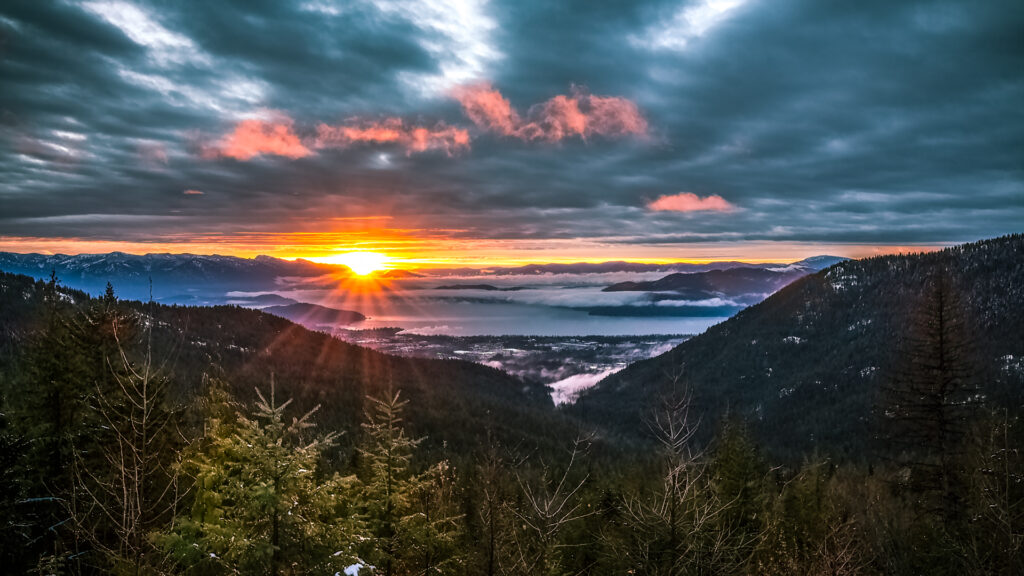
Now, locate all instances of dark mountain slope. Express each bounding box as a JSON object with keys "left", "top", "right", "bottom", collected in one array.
[{"left": 571, "top": 235, "right": 1024, "bottom": 460}]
